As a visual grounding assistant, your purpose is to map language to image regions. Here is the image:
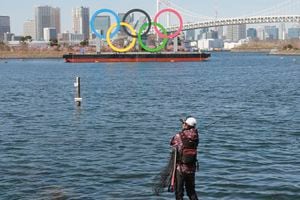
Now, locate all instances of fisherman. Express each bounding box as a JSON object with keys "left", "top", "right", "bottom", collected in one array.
[{"left": 170, "top": 116, "right": 199, "bottom": 200}]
